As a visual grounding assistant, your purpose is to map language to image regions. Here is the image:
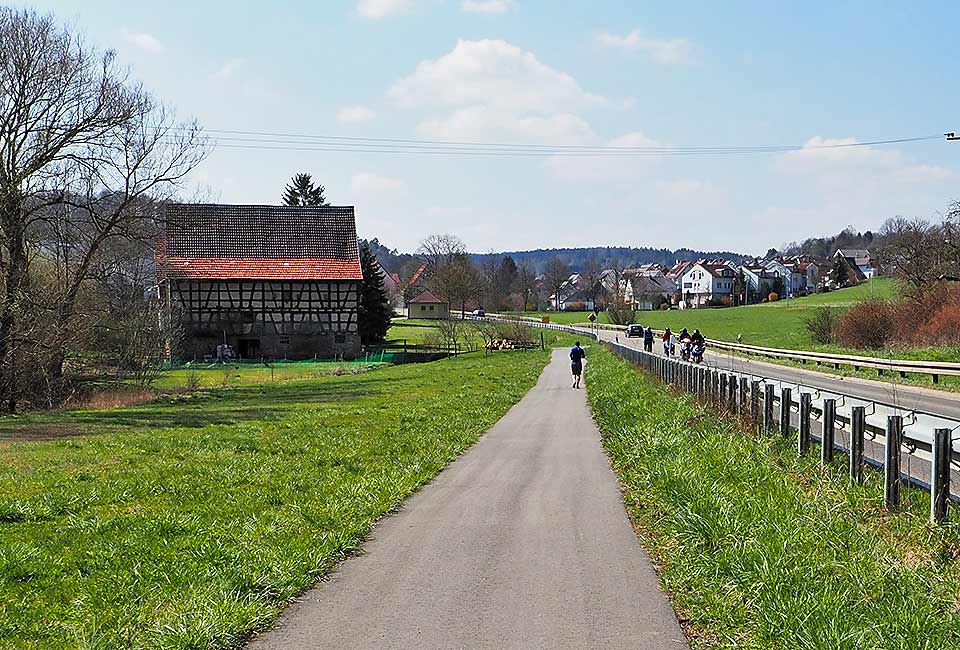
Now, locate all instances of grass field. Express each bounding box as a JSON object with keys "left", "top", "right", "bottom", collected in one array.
[
  {"left": 385, "top": 317, "right": 577, "bottom": 351},
  {"left": 510, "top": 279, "right": 960, "bottom": 366},
  {"left": 511, "top": 279, "right": 897, "bottom": 347},
  {"left": 0, "top": 349, "right": 553, "bottom": 649},
  {"left": 586, "top": 345, "right": 960, "bottom": 649},
  {"left": 153, "top": 361, "right": 385, "bottom": 391}
]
